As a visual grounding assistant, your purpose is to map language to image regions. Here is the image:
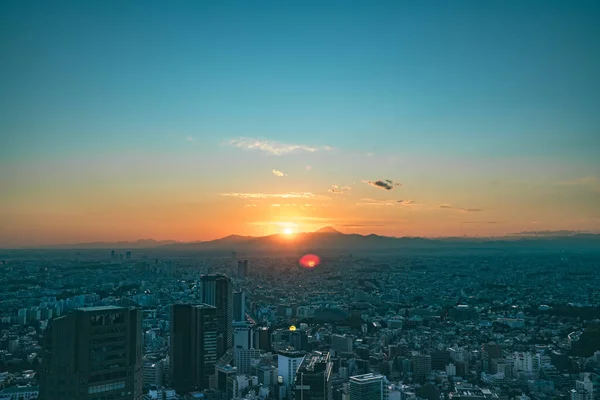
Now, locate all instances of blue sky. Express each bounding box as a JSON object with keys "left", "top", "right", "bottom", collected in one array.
[{"left": 1, "top": 0, "right": 599, "bottom": 244}]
